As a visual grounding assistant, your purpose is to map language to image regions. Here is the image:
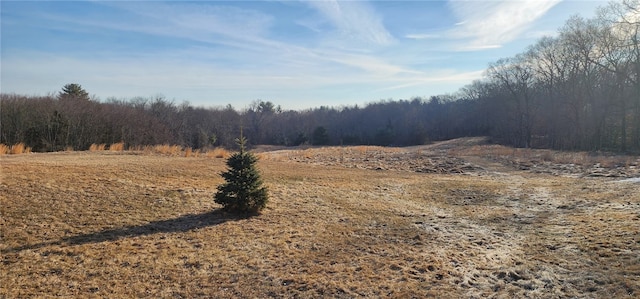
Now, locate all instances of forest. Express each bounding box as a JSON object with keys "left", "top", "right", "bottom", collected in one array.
[{"left": 1, "top": 0, "right": 639, "bottom": 153}]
